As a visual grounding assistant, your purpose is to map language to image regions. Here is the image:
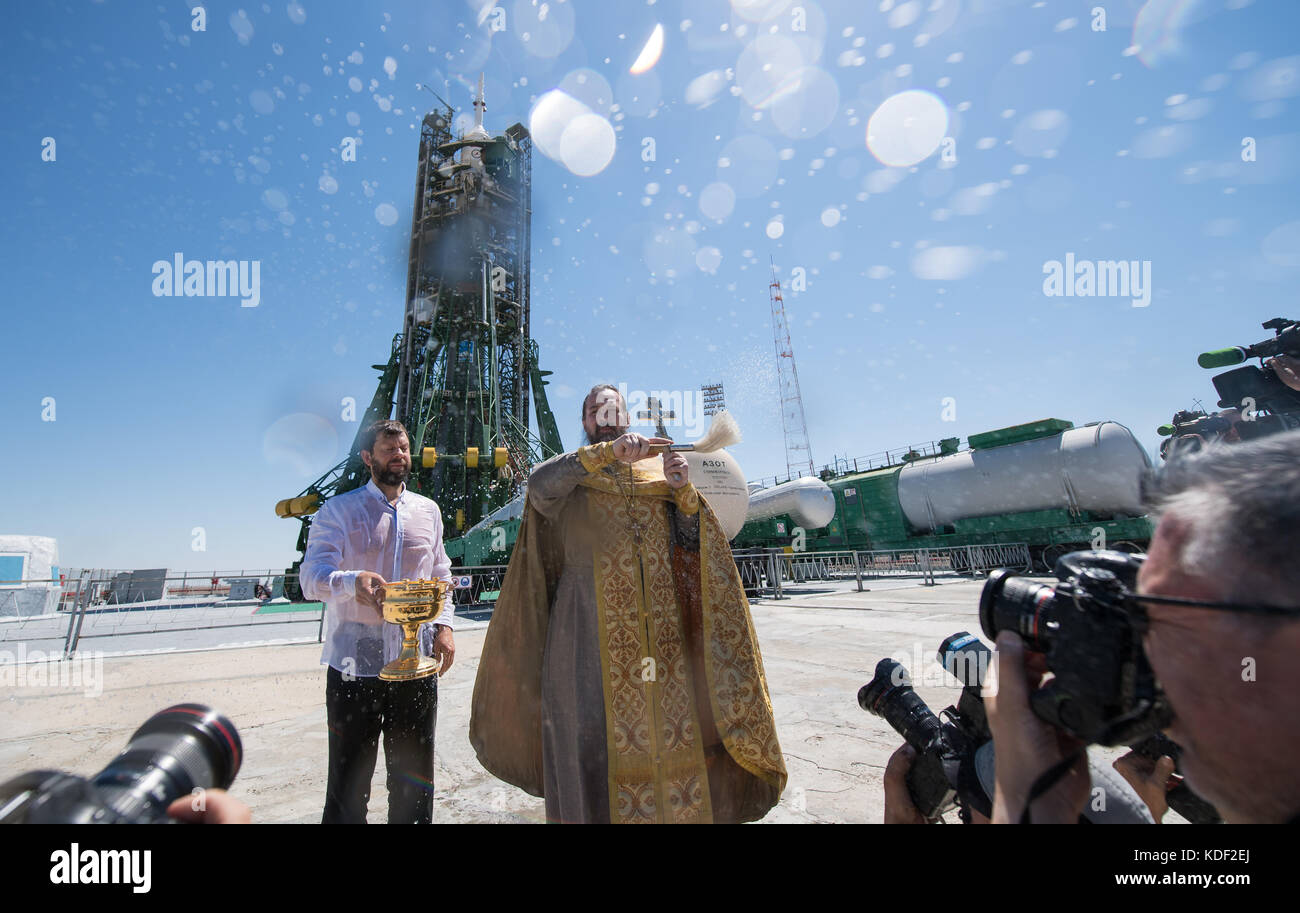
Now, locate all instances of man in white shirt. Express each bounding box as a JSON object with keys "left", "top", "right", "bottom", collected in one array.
[{"left": 300, "top": 419, "right": 456, "bottom": 824}]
